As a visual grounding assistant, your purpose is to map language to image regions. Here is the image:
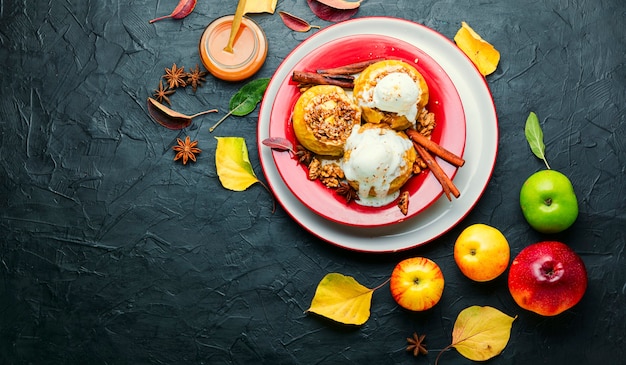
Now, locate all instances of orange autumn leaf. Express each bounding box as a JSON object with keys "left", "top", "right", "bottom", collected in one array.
[
  {"left": 306, "top": 273, "right": 374, "bottom": 325},
  {"left": 454, "top": 22, "right": 500, "bottom": 76}
]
